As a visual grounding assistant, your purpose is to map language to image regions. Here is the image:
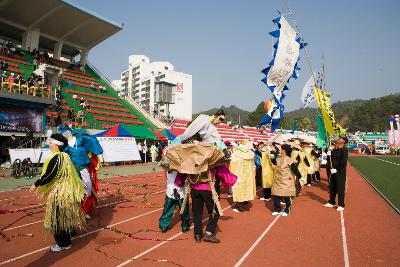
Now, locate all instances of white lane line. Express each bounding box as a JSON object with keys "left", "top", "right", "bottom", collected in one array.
[
  {"left": 3, "top": 190, "right": 165, "bottom": 232},
  {"left": 233, "top": 215, "right": 281, "bottom": 267},
  {"left": 116, "top": 188, "right": 264, "bottom": 267},
  {"left": 369, "top": 156, "right": 400, "bottom": 166},
  {"left": 0, "top": 208, "right": 163, "bottom": 266},
  {"left": 340, "top": 210, "right": 350, "bottom": 267}
]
